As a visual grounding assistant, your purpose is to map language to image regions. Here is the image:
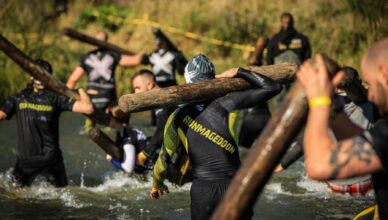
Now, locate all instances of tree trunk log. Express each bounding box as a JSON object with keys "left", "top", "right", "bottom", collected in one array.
[
  {"left": 0, "top": 34, "right": 122, "bottom": 131},
  {"left": 88, "top": 128, "right": 123, "bottom": 162},
  {"left": 63, "top": 28, "right": 134, "bottom": 55},
  {"left": 211, "top": 55, "right": 341, "bottom": 220},
  {"left": 247, "top": 36, "right": 267, "bottom": 66},
  {"left": 118, "top": 63, "right": 297, "bottom": 113}
]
